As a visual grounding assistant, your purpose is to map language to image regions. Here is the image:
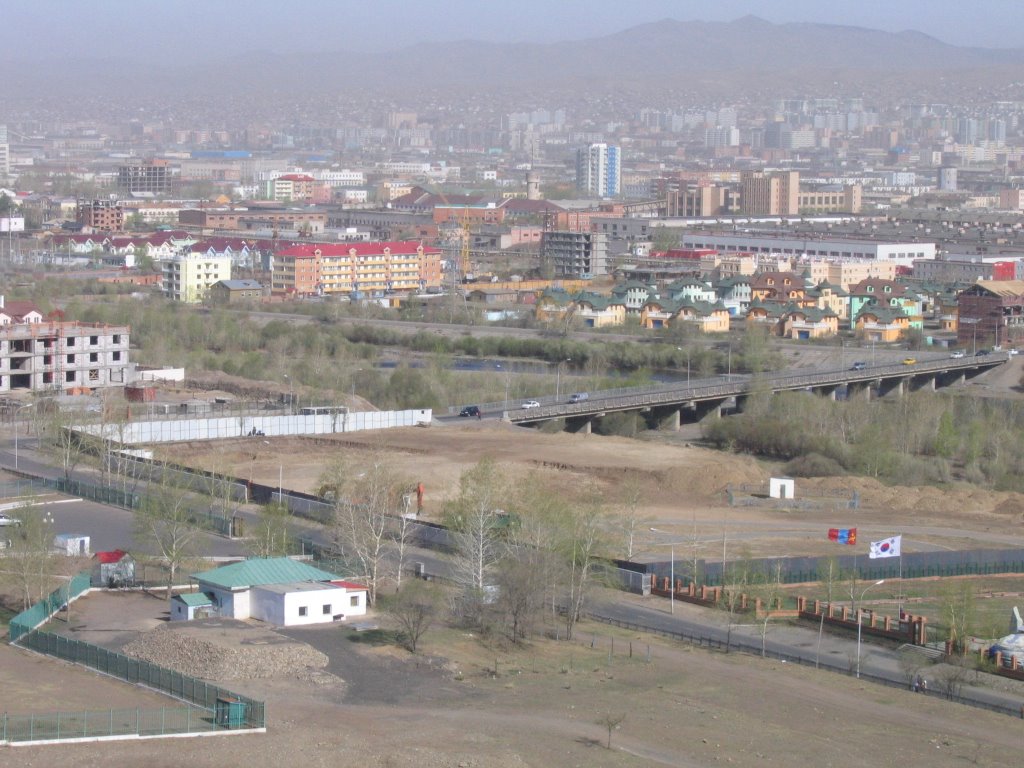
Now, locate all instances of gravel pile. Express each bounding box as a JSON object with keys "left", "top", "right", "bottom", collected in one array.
[{"left": 122, "top": 625, "right": 329, "bottom": 681}]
